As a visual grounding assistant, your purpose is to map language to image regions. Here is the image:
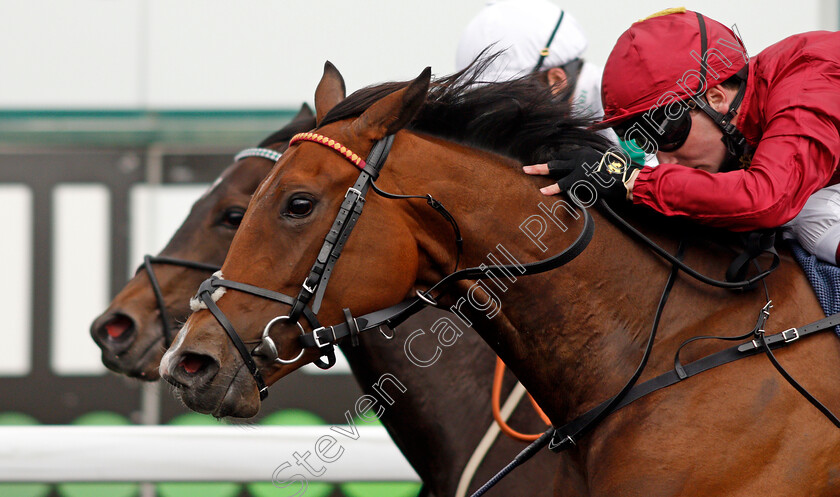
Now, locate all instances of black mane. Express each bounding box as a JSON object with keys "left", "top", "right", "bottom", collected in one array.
[{"left": 320, "top": 58, "right": 612, "bottom": 165}]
